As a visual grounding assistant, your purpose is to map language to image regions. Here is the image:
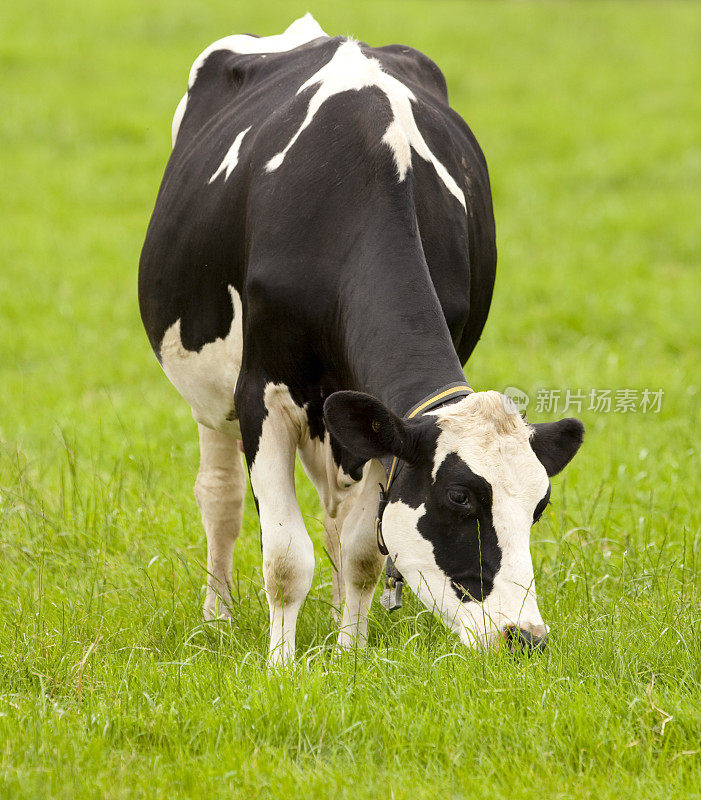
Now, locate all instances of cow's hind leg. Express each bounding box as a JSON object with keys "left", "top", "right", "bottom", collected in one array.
[
  {"left": 194, "top": 423, "right": 246, "bottom": 621},
  {"left": 239, "top": 382, "right": 315, "bottom": 666}
]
